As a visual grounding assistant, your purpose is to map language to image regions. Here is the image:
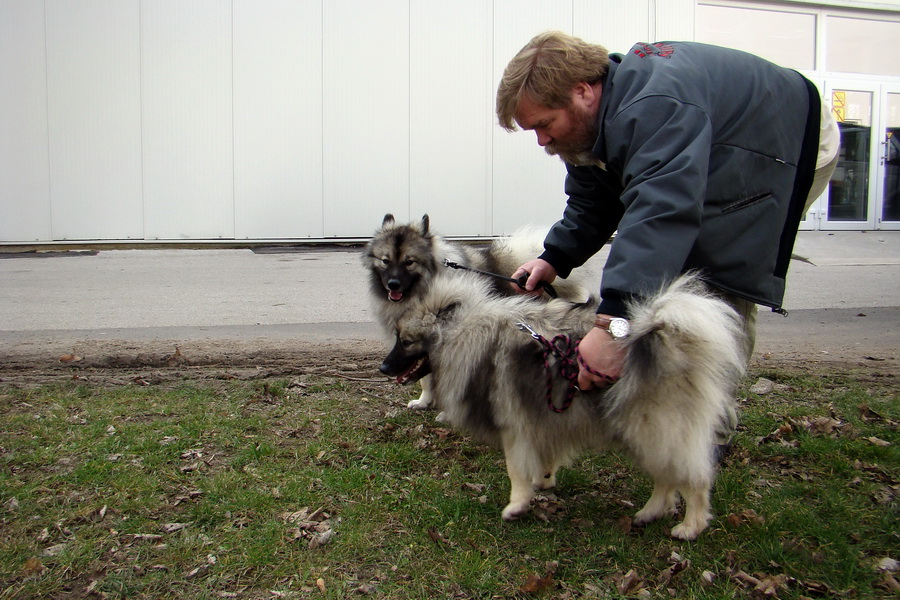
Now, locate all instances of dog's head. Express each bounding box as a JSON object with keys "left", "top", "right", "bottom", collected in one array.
[
  {"left": 379, "top": 300, "right": 460, "bottom": 384},
  {"left": 363, "top": 214, "right": 437, "bottom": 302}
]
